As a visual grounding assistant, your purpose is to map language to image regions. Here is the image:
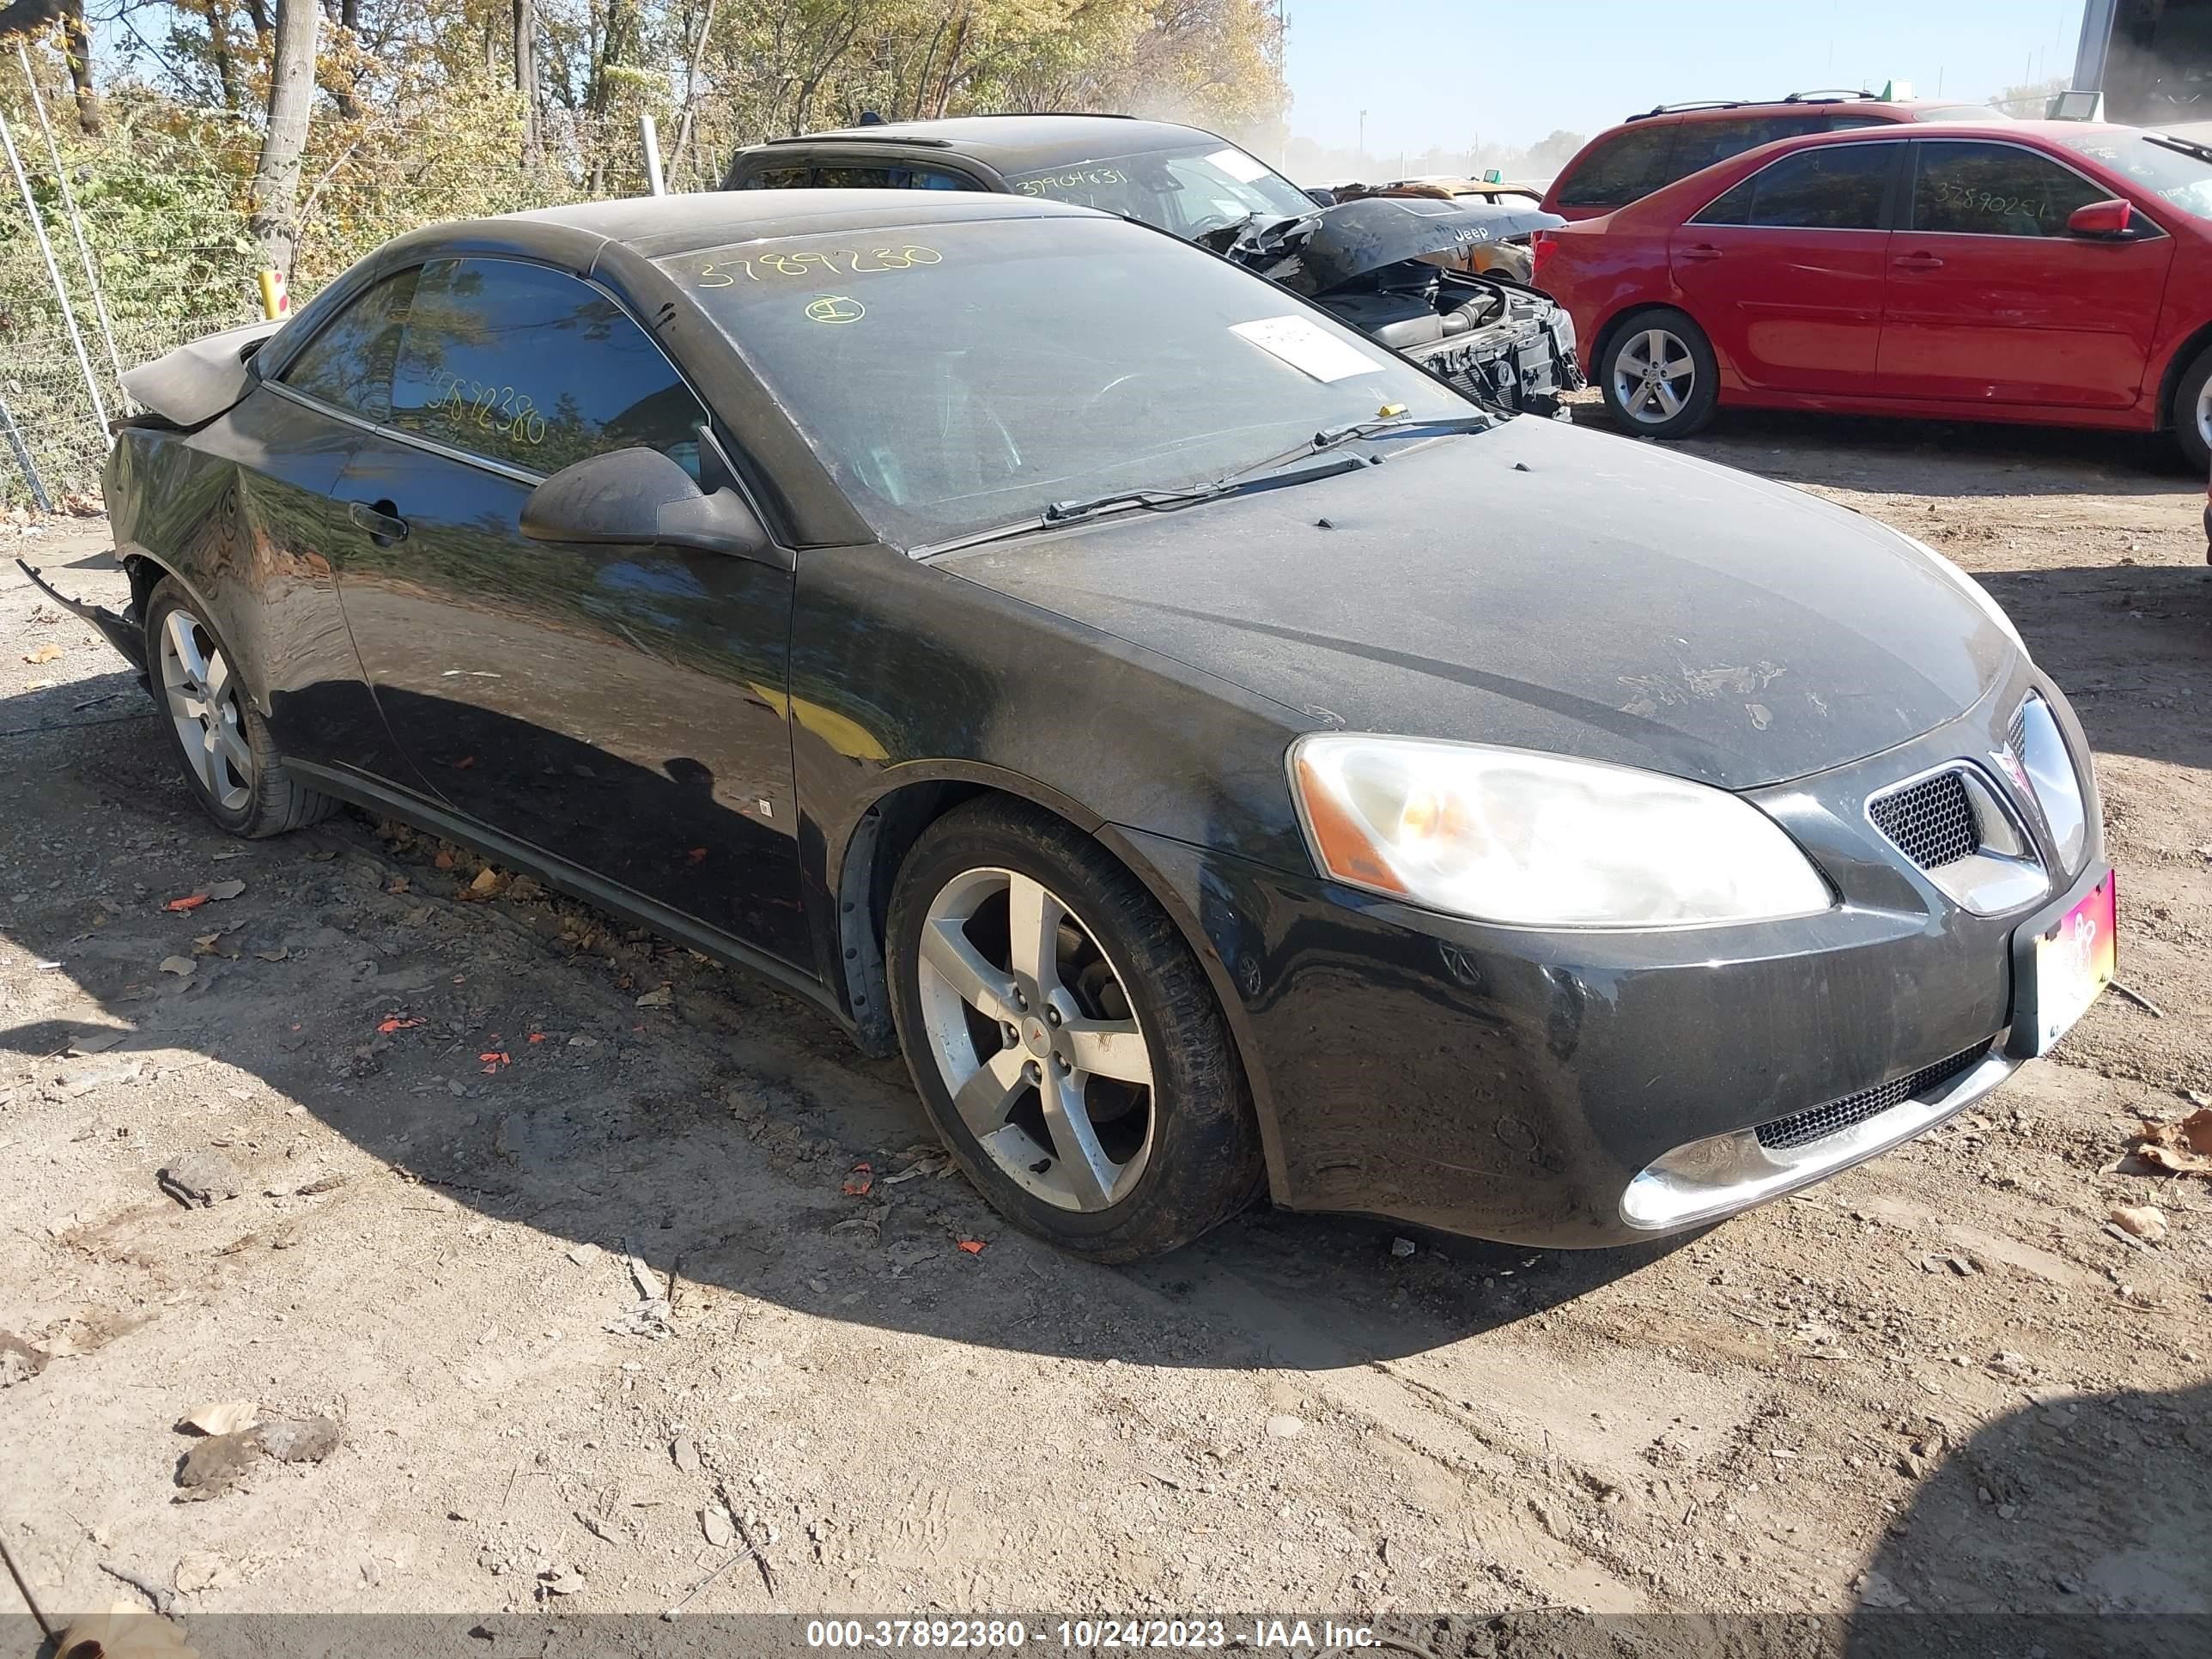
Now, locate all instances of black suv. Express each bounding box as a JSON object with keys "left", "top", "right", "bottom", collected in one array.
[{"left": 724, "top": 113, "right": 1582, "bottom": 416}]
